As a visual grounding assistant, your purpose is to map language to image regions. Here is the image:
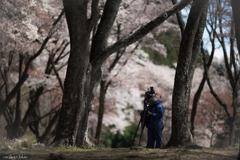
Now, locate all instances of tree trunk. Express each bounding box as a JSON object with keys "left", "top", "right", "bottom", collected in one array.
[
  {"left": 13, "top": 54, "right": 24, "bottom": 138},
  {"left": 231, "top": 0, "right": 240, "bottom": 54},
  {"left": 22, "top": 88, "right": 43, "bottom": 130},
  {"left": 229, "top": 88, "right": 238, "bottom": 145},
  {"left": 95, "top": 80, "right": 107, "bottom": 144},
  {"left": 167, "top": 0, "right": 208, "bottom": 147},
  {"left": 238, "top": 141, "right": 240, "bottom": 160},
  {"left": 229, "top": 117, "right": 236, "bottom": 146},
  {"left": 52, "top": 2, "right": 92, "bottom": 145},
  {"left": 232, "top": 0, "right": 240, "bottom": 154}
]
